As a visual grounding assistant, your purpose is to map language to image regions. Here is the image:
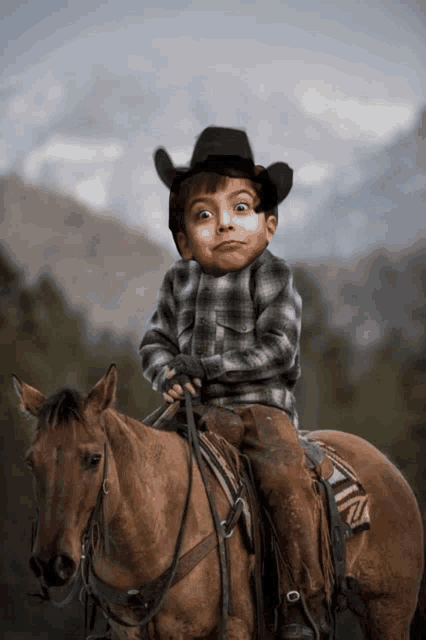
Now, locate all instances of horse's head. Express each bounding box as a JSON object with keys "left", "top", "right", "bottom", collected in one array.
[{"left": 14, "top": 364, "right": 119, "bottom": 589}]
